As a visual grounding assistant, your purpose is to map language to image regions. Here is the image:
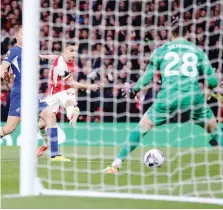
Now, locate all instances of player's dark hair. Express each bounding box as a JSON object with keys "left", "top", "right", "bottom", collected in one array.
[
  {"left": 171, "top": 20, "right": 187, "bottom": 37},
  {"left": 65, "top": 41, "right": 77, "bottom": 47}
]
